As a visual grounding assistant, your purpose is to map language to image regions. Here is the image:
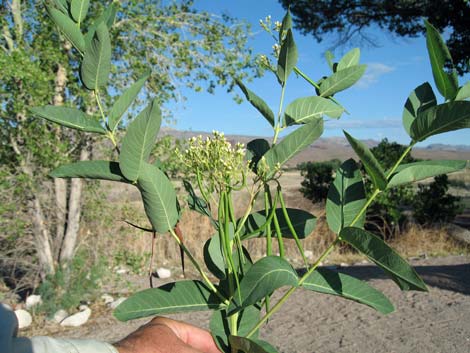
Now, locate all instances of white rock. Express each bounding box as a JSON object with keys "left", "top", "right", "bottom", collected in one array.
[
  {"left": 25, "top": 295, "right": 42, "bottom": 309},
  {"left": 115, "top": 267, "right": 128, "bottom": 275},
  {"left": 15, "top": 309, "right": 32, "bottom": 329},
  {"left": 101, "top": 294, "right": 114, "bottom": 305},
  {"left": 361, "top": 260, "right": 369, "bottom": 264},
  {"left": 53, "top": 309, "right": 68, "bottom": 324},
  {"left": 304, "top": 250, "right": 314, "bottom": 260},
  {"left": 60, "top": 306, "right": 91, "bottom": 327},
  {"left": 340, "top": 262, "right": 349, "bottom": 267},
  {"left": 156, "top": 267, "right": 171, "bottom": 279},
  {"left": 110, "top": 297, "right": 127, "bottom": 309}
]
